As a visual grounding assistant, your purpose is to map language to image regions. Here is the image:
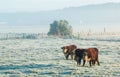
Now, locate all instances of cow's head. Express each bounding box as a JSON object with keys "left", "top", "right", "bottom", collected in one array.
[{"left": 61, "top": 46, "right": 68, "bottom": 54}]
